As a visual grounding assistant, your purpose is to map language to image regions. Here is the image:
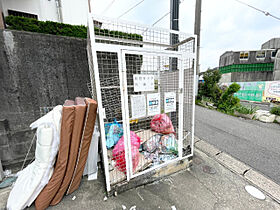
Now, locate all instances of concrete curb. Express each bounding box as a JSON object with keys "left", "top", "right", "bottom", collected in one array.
[
  {"left": 0, "top": 186, "right": 11, "bottom": 209},
  {"left": 194, "top": 137, "right": 280, "bottom": 204}
]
